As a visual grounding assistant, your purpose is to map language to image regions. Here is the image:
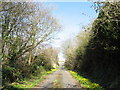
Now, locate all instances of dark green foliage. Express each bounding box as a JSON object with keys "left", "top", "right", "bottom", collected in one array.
[
  {"left": 1, "top": 2, "right": 59, "bottom": 89},
  {"left": 2, "top": 85, "right": 24, "bottom": 90},
  {"left": 2, "top": 54, "right": 53, "bottom": 86},
  {"left": 65, "top": 2, "right": 120, "bottom": 88},
  {"left": 80, "top": 2, "right": 120, "bottom": 88}
]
